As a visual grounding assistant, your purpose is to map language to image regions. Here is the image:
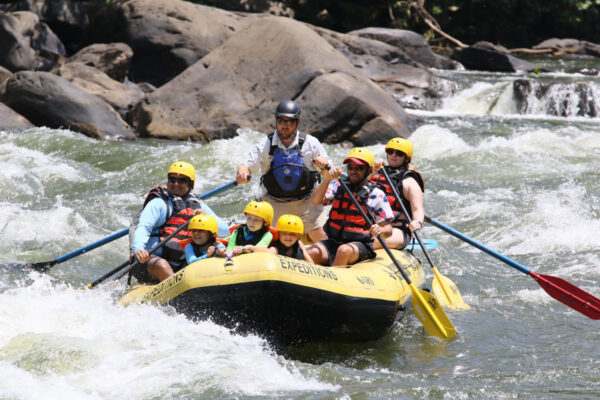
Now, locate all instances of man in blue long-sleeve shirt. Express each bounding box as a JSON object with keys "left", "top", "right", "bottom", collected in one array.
[{"left": 130, "top": 161, "right": 229, "bottom": 282}]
